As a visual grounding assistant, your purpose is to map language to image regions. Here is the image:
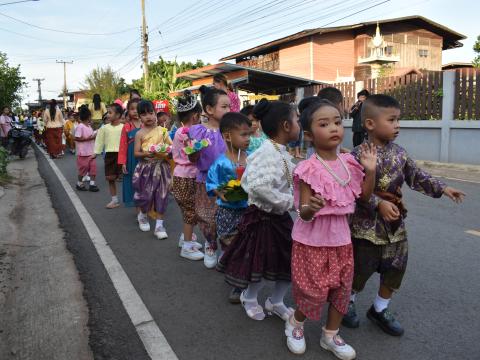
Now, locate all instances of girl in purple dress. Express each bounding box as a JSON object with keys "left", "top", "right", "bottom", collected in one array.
[{"left": 189, "top": 85, "right": 230, "bottom": 269}]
